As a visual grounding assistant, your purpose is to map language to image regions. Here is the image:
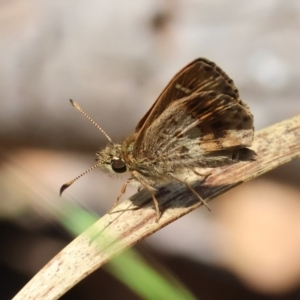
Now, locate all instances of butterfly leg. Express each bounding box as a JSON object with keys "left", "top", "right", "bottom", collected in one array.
[
  {"left": 168, "top": 173, "right": 211, "bottom": 211},
  {"left": 108, "top": 178, "right": 132, "bottom": 213},
  {"left": 132, "top": 171, "right": 161, "bottom": 222}
]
